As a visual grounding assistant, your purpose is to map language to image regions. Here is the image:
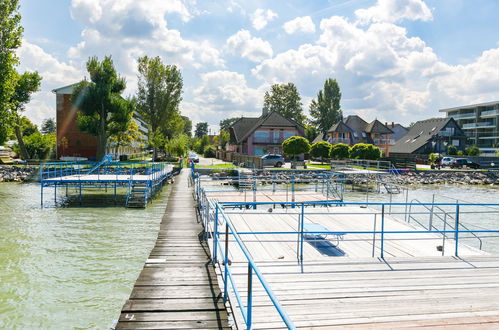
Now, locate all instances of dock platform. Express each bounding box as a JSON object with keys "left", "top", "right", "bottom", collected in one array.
[{"left": 115, "top": 171, "right": 229, "bottom": 329}]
